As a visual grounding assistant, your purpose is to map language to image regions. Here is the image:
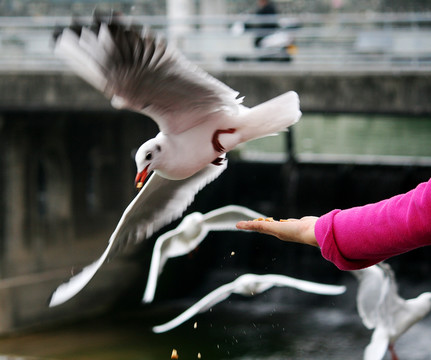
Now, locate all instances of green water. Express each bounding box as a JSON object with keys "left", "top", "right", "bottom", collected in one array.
[
  {"left": 296, "top": 114, "right": 431, "bottom": 158},
  {"left": 241, "top": 113, "right": 431, "bottom": 160}
]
